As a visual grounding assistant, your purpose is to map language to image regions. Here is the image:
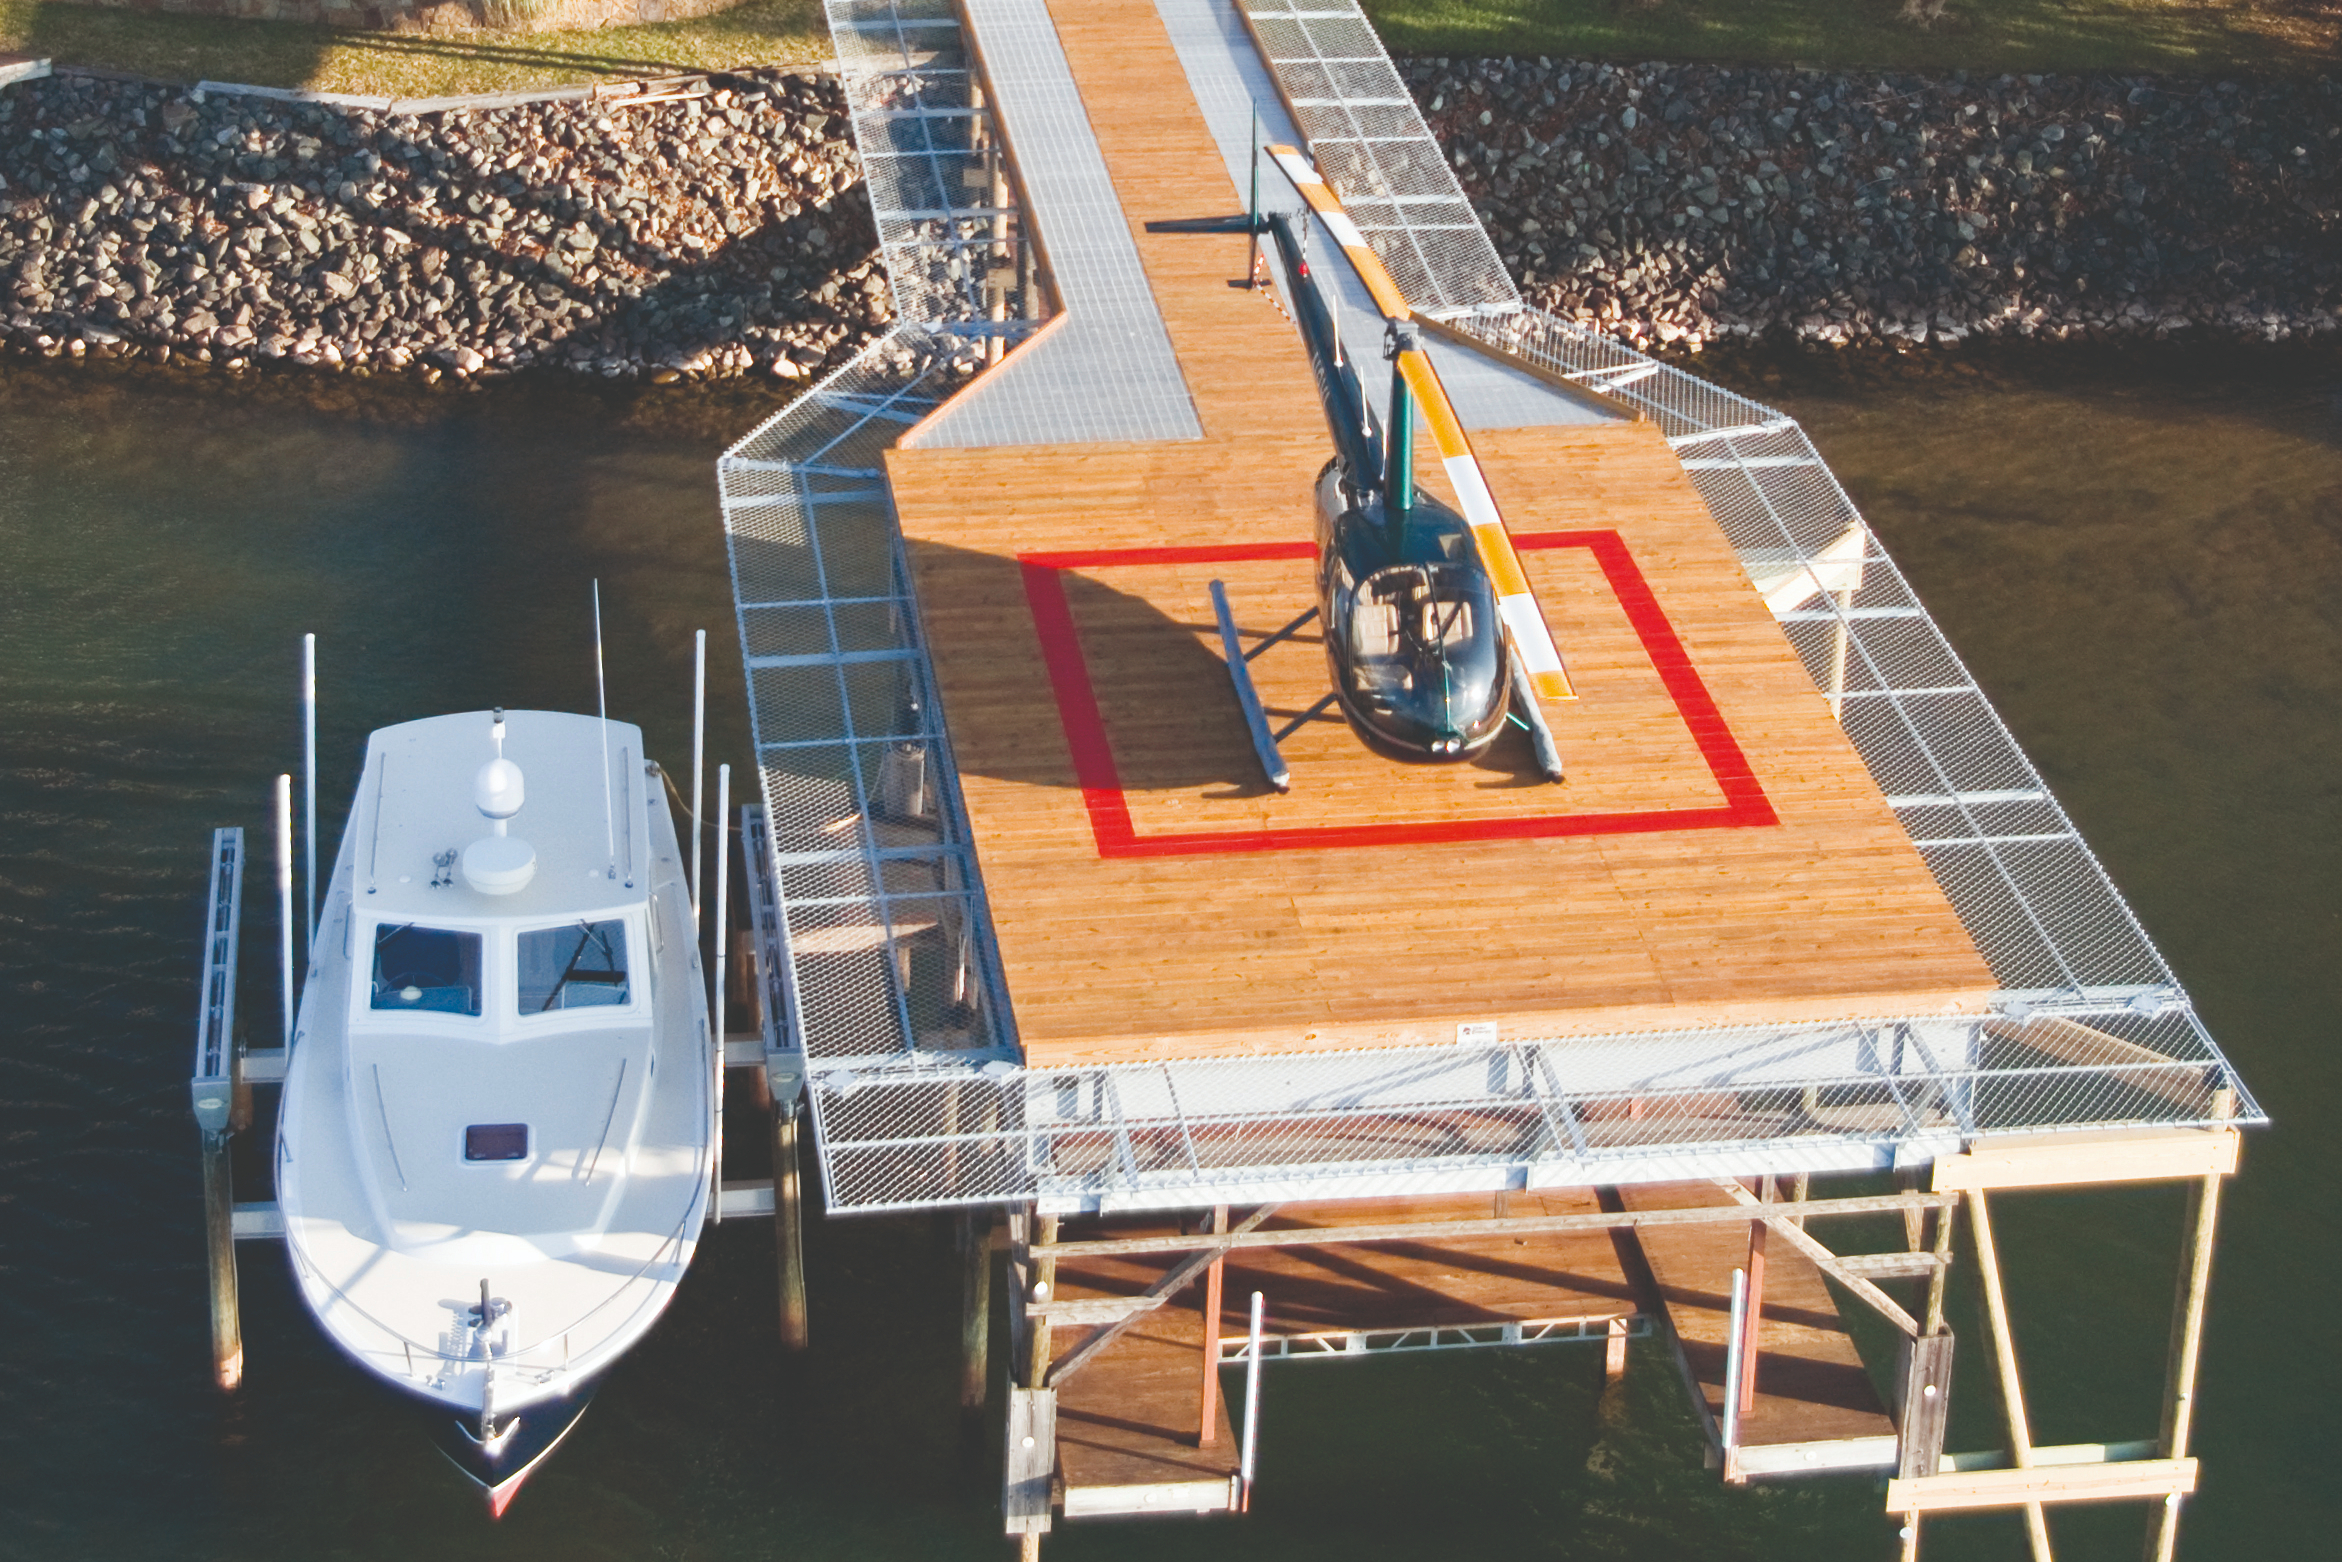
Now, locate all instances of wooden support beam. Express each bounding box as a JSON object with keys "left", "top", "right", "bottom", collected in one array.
[
  {"left": 1896, "top": 1332, "right": 1955, "bottom": 1481},
  {"left": 1604, "top": 1316, "right": 1630, "bottom": 1384},
  {"left": 1004, "top": 1211, "right": 1031, "bottom": 1377},
  {"left": 1713, "top": 1179, "right": 1923, "bottom": 1337},
  {"left": 1933, "top": 1128, "right": 2239, "bottom": 1193},
  {"left": 1198, "top": 1205, "right": 1227, "bottom": 1446},
  {"left": 1925, "top": 1190, "right": 1957, "bottom": 1336},
  {"left": 1033, "top": 1191, "right": 1947, "bottom": 1262},
  {"left": 1027, "top": 1213, "right": 1060, "bottom": 1390},
  {"left": 1004, "top": 1386, "right": 1058, "bottom": 1537},
  {"left": 2147, "top": 1098, "right": 2232, "bottom": 1562},
  {"left": 1045, "top": 1205, "right": 1279, "bottom": 1389},
  {"left": 1969, "top": 1189, "right": 2054, "bottom": 1562},
  {"left": 1981, "top": 1016, "right": 2214, "bottom": 1114},
  {"left": 1739, "top": 1220, "right": 1766, "bottom": 1416},
  {"left": 958, "top": 1212, "right": 993, "bottom": 1417},
  {"left": 1886, "top": 1458, "right": 2197, "bottom": 1514}
]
